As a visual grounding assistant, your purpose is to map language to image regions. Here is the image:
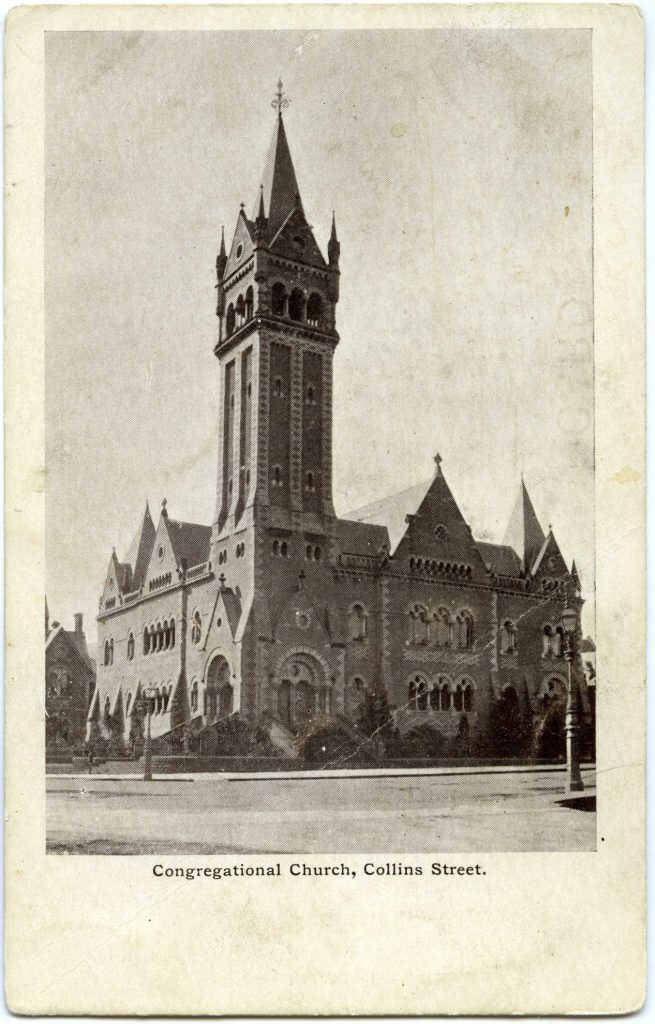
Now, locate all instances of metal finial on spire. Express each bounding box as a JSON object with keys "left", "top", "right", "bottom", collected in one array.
[
  {"left": 271, "top": 78, "right": 289, "bottom": 117},
  {"left": 434, "top": 453, "right": 443, "bottom": 472}
]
